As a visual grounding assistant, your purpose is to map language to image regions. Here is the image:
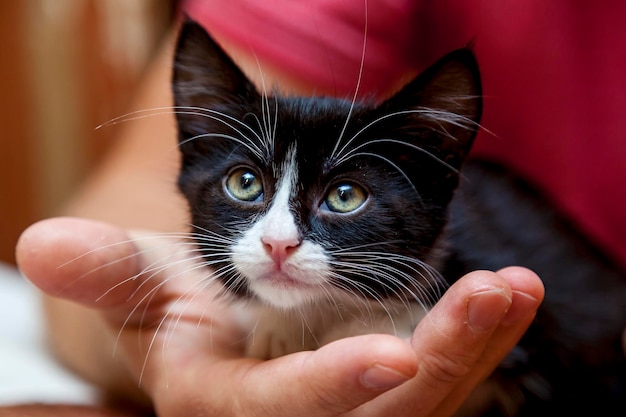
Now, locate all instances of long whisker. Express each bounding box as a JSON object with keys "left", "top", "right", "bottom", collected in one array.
[
  {"left": 331, "top": 0, "right": 369, "bottom": 159},
  {"left": 336, "top": 138, "right": 460, "bottom": 175},
  {"left": 331, "top": 107, "right": 480, "bottom": 165},
  {"left": 341, "top": 151, "right": 424, "bottom": 204},
  {"left": 180, "top": 131, "right": 264, "bottom": 160},
  {"left": 97, "top": 106, "right": 260, "bottom": 141},
  {"left": 251, "top": 51, "right": 279, "bottom": 157},
  {"left": 98, "top": 105, "right": 269, "bottom": 162},
  {"left": 328, "top": 270, "right": 400, "bottom": 335}
]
